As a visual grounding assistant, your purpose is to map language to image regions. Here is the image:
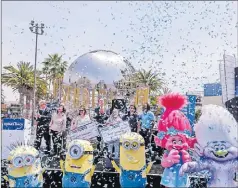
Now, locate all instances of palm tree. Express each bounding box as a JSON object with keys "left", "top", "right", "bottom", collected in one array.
[
  {"left": 42, "top": 54, "right": 68, "bottom": 99},
  {"left": 42, "top": 53, "right": 68, "bottom": 81},
  {"left": 2, "top": 62, "right": 34, "bottom": 105},
  {"left": 132, "top": 69, "right": 163, "bottom": 93},
  {"left": 2, "top": 62, "right": 47, "bottom": 116}
]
